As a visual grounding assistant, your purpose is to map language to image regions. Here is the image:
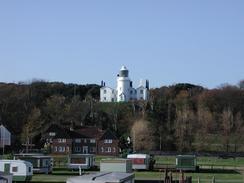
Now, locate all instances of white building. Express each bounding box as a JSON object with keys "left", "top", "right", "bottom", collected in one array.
[
  {"left": 0, "top": 125, "right": 11, "bottom": 147},
  {"left": 100, "top": 66, "right": 149, "bottom": 102}
]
